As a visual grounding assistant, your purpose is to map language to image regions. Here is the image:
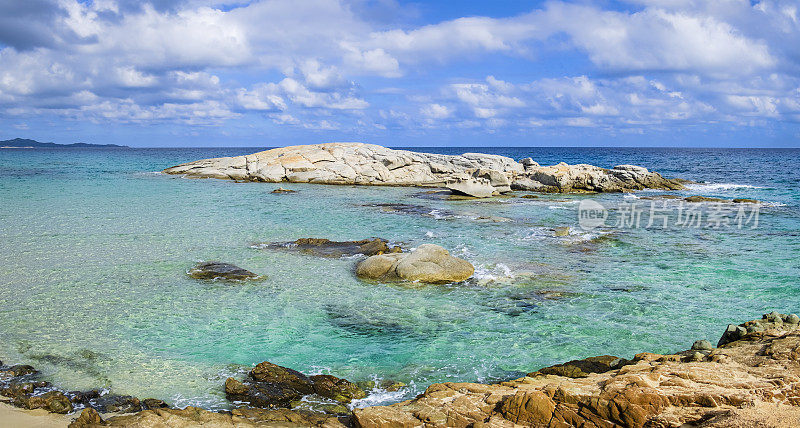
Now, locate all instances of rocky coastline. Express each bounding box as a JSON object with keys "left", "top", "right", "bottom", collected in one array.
[
  {"left": 3, "top": 312, "right": 800, "bottom": 427},
  {"left": 162, "top": 143, "right": 685, "bottom": 197}
]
